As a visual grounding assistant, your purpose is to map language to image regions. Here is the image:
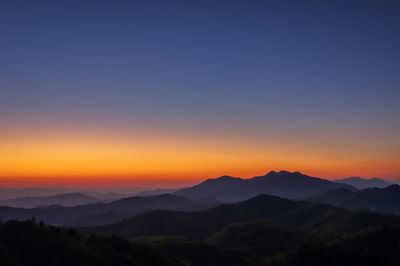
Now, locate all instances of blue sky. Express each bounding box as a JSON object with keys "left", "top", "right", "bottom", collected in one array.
[
  {"left": 0, "top": 1, "right": 399, "bottom": 182},
  {"left": 1, "top": 0, "right": 399, "bottom": 125}
]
